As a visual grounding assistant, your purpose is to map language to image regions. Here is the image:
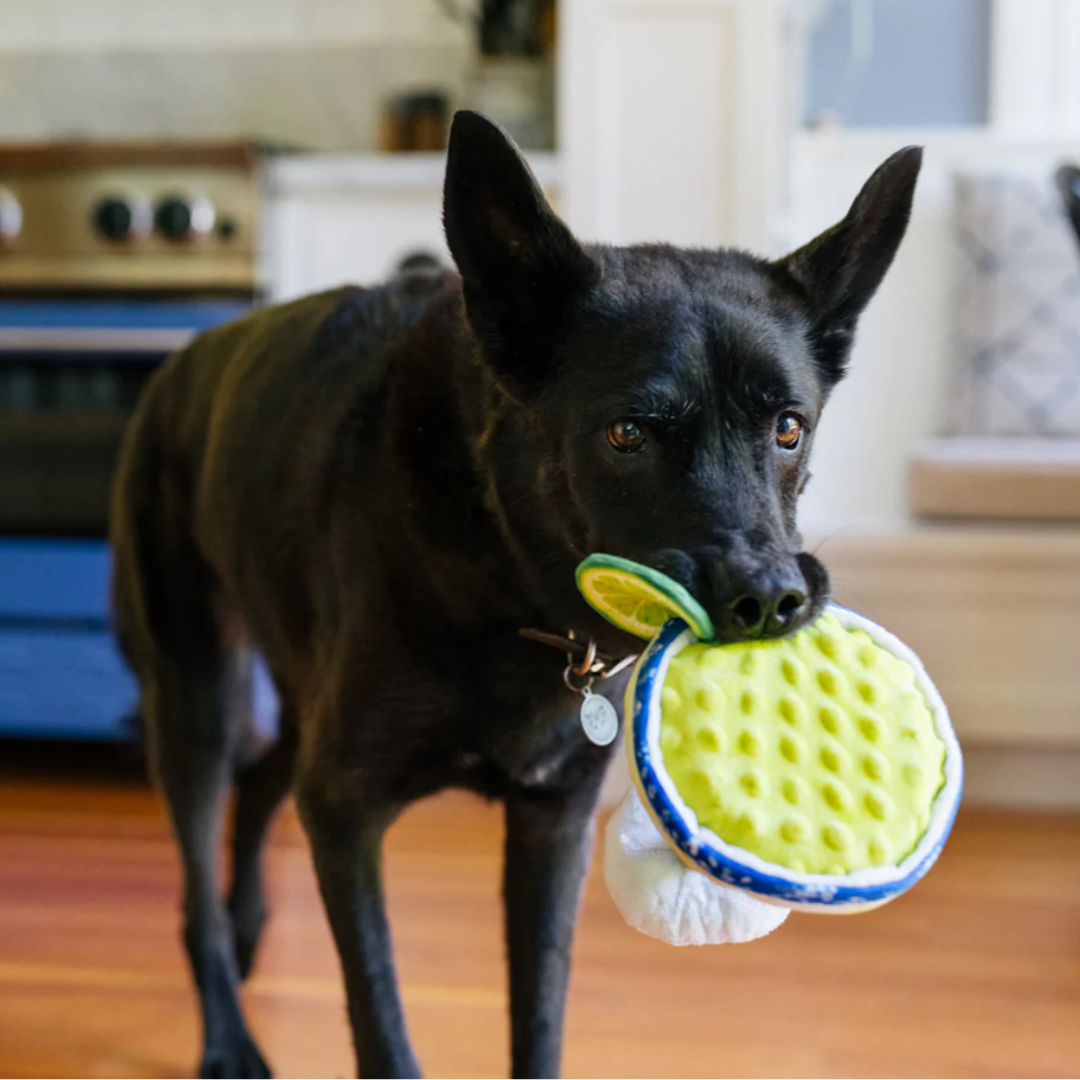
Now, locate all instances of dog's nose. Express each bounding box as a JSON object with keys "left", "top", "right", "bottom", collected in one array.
[
  {"left": 714, "top": 571, "right": 807, "bottom": 641},
  {"left": 650, "top": 546, "right": 813, "bottom": 642}
]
